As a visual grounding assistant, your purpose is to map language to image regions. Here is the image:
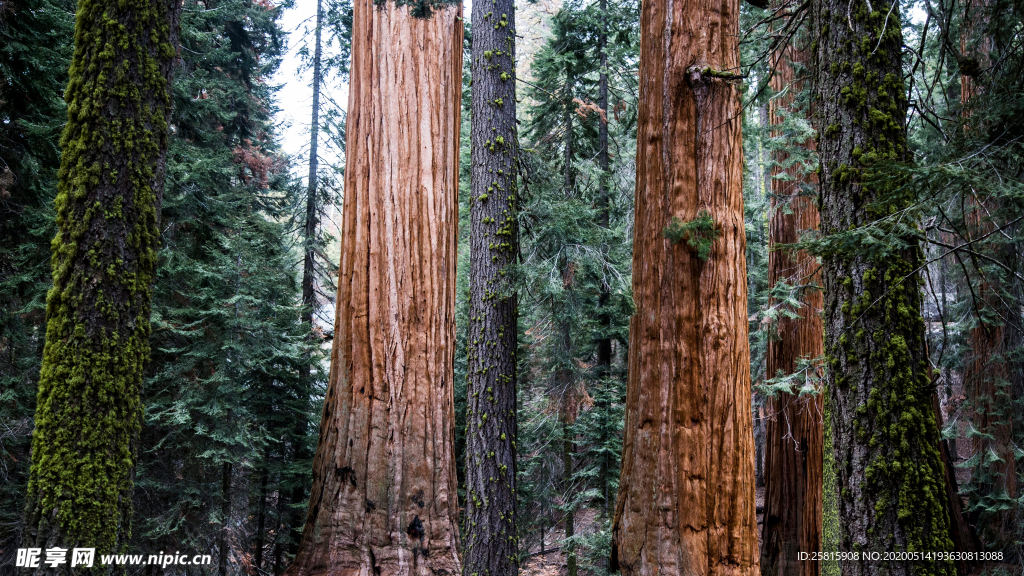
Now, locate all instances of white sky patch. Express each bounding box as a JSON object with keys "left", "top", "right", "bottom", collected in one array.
[{"left": 273, "top": 0, "right": 348, "bottom": 178}]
